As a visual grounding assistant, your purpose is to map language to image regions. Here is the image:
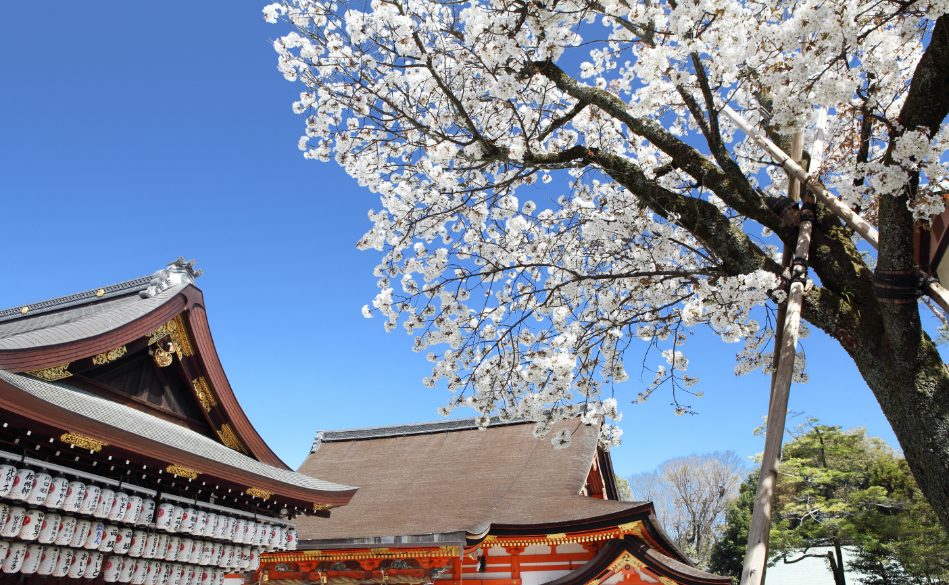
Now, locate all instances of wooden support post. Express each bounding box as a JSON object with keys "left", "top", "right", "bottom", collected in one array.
[
  {"left": 768, "top": 130, "right": 805, "bottom": 411},
  {"left": 721, "top": 107, "right": 949, "bottom": 327},
  {"left": 741, "top": 108, "right": 828, "bottom": 585},
  {"left": 721, "top": 105, "right": 879, "bottom": 248}
]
